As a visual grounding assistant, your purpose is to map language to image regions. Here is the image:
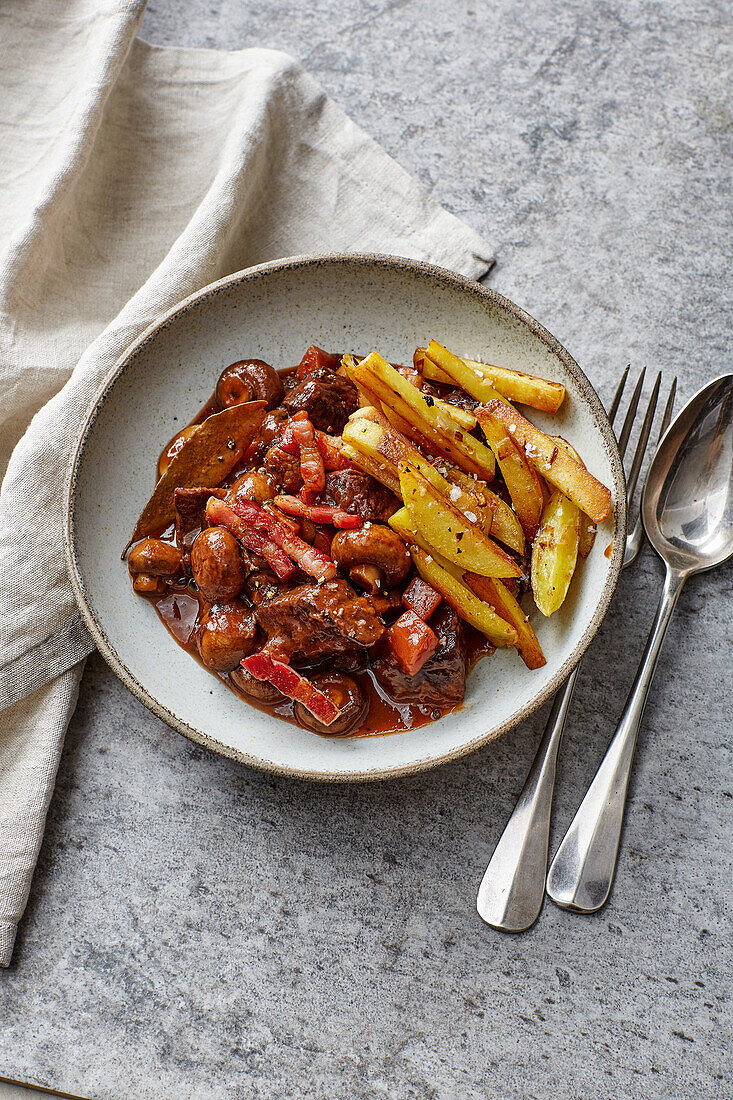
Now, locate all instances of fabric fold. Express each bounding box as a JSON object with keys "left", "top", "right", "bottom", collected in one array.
[{"left": 0, "top": 0, "right": 494, "bottom": 966}]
